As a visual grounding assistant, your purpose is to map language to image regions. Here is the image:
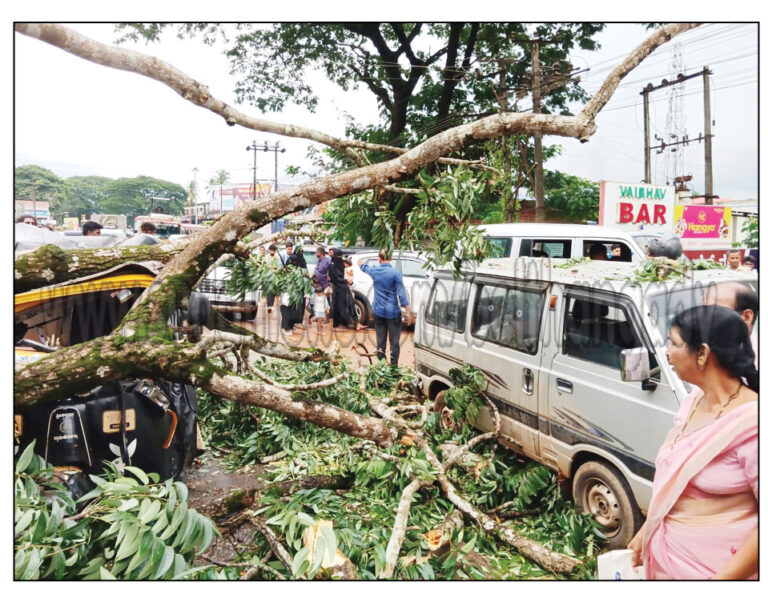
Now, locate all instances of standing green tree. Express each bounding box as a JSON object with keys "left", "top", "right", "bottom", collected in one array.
[
  {"left": 98, "top": 176, "right": 187, "bottom": 225},
  {"left": 60, "top": 175, "right": 114, "bottom": 219},
  {"left": 543, "top": 171, "right": 600, "bottom": 223},
  {"left": 14, "top": 165, "right": 69, "bottom": 210}
]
